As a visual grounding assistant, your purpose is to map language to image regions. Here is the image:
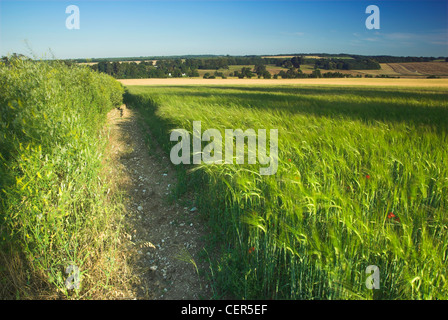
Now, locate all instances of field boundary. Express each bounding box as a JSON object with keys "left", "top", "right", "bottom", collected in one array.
[{"left": 118, "top": 78, "right": 448, "bottom": 88}]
